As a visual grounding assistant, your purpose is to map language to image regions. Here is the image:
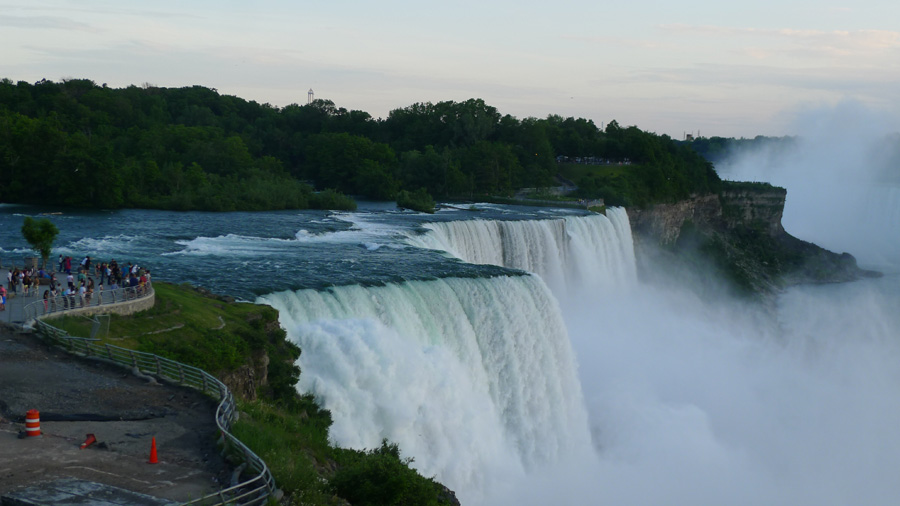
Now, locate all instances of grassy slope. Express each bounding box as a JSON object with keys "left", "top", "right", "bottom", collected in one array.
[{"left": 50, "top": 283, "right": 291, "bottom": 377}]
